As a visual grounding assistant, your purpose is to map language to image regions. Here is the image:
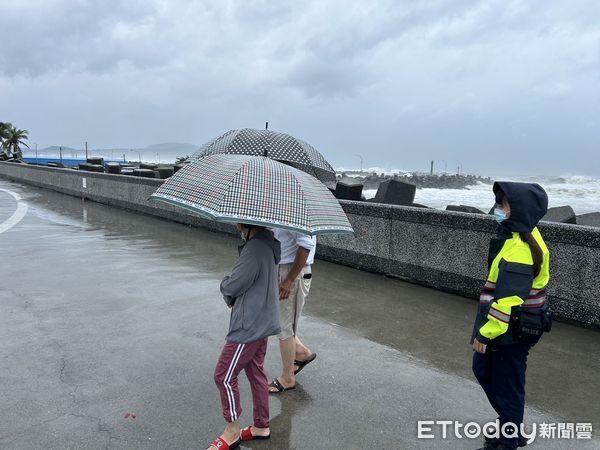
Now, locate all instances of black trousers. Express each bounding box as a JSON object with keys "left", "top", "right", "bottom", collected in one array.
[{"left": 472, "top": 343, "right": 531, "bottom": 449}]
